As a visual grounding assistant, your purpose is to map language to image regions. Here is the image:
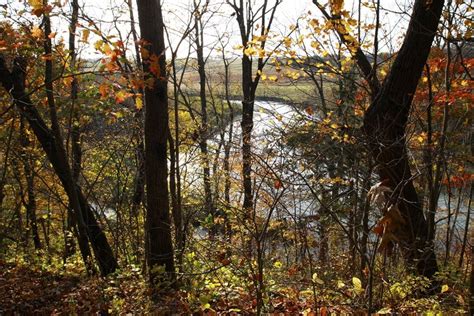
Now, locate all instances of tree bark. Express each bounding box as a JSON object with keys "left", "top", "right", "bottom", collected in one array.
[
  {"left": 136, "top": 0, "right": 176, "bottom": 284},
  {"left": 362, "top": 0, "right": 444, "bottom": 278}
]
